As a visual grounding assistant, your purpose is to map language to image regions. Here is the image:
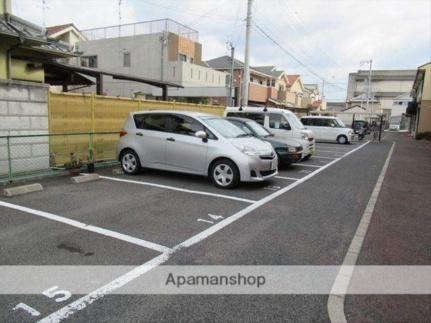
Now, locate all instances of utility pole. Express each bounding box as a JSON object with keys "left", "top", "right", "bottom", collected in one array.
[
  {"left": 241, "top": 0, "right": 253, "bottom": 107},
  {"left": 360, "top": 59, "right": 373, "bottom": 113},
  {"left": 227, "top": 42, "right": 235, "bottom": 106},
  {"left": 367, "top": 59, "right": 373, "bottom": 113},
  {"left": 321, "top": 79, "right": 325, "bottom": 101}
]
